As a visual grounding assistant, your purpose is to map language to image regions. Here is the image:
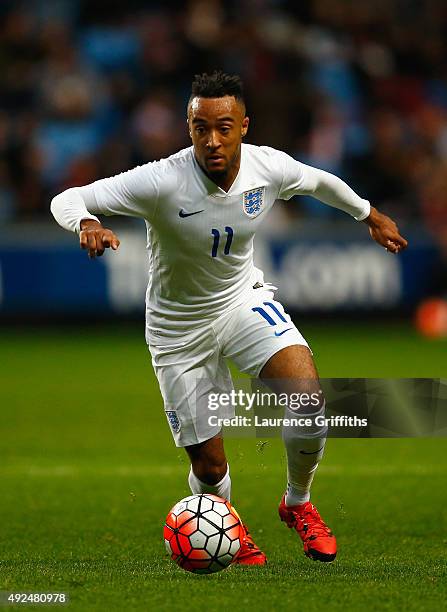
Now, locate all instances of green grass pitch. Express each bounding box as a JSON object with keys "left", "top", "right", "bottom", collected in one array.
[{"left": 1, "top": 322, "right": 446, "bottom": 611}]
